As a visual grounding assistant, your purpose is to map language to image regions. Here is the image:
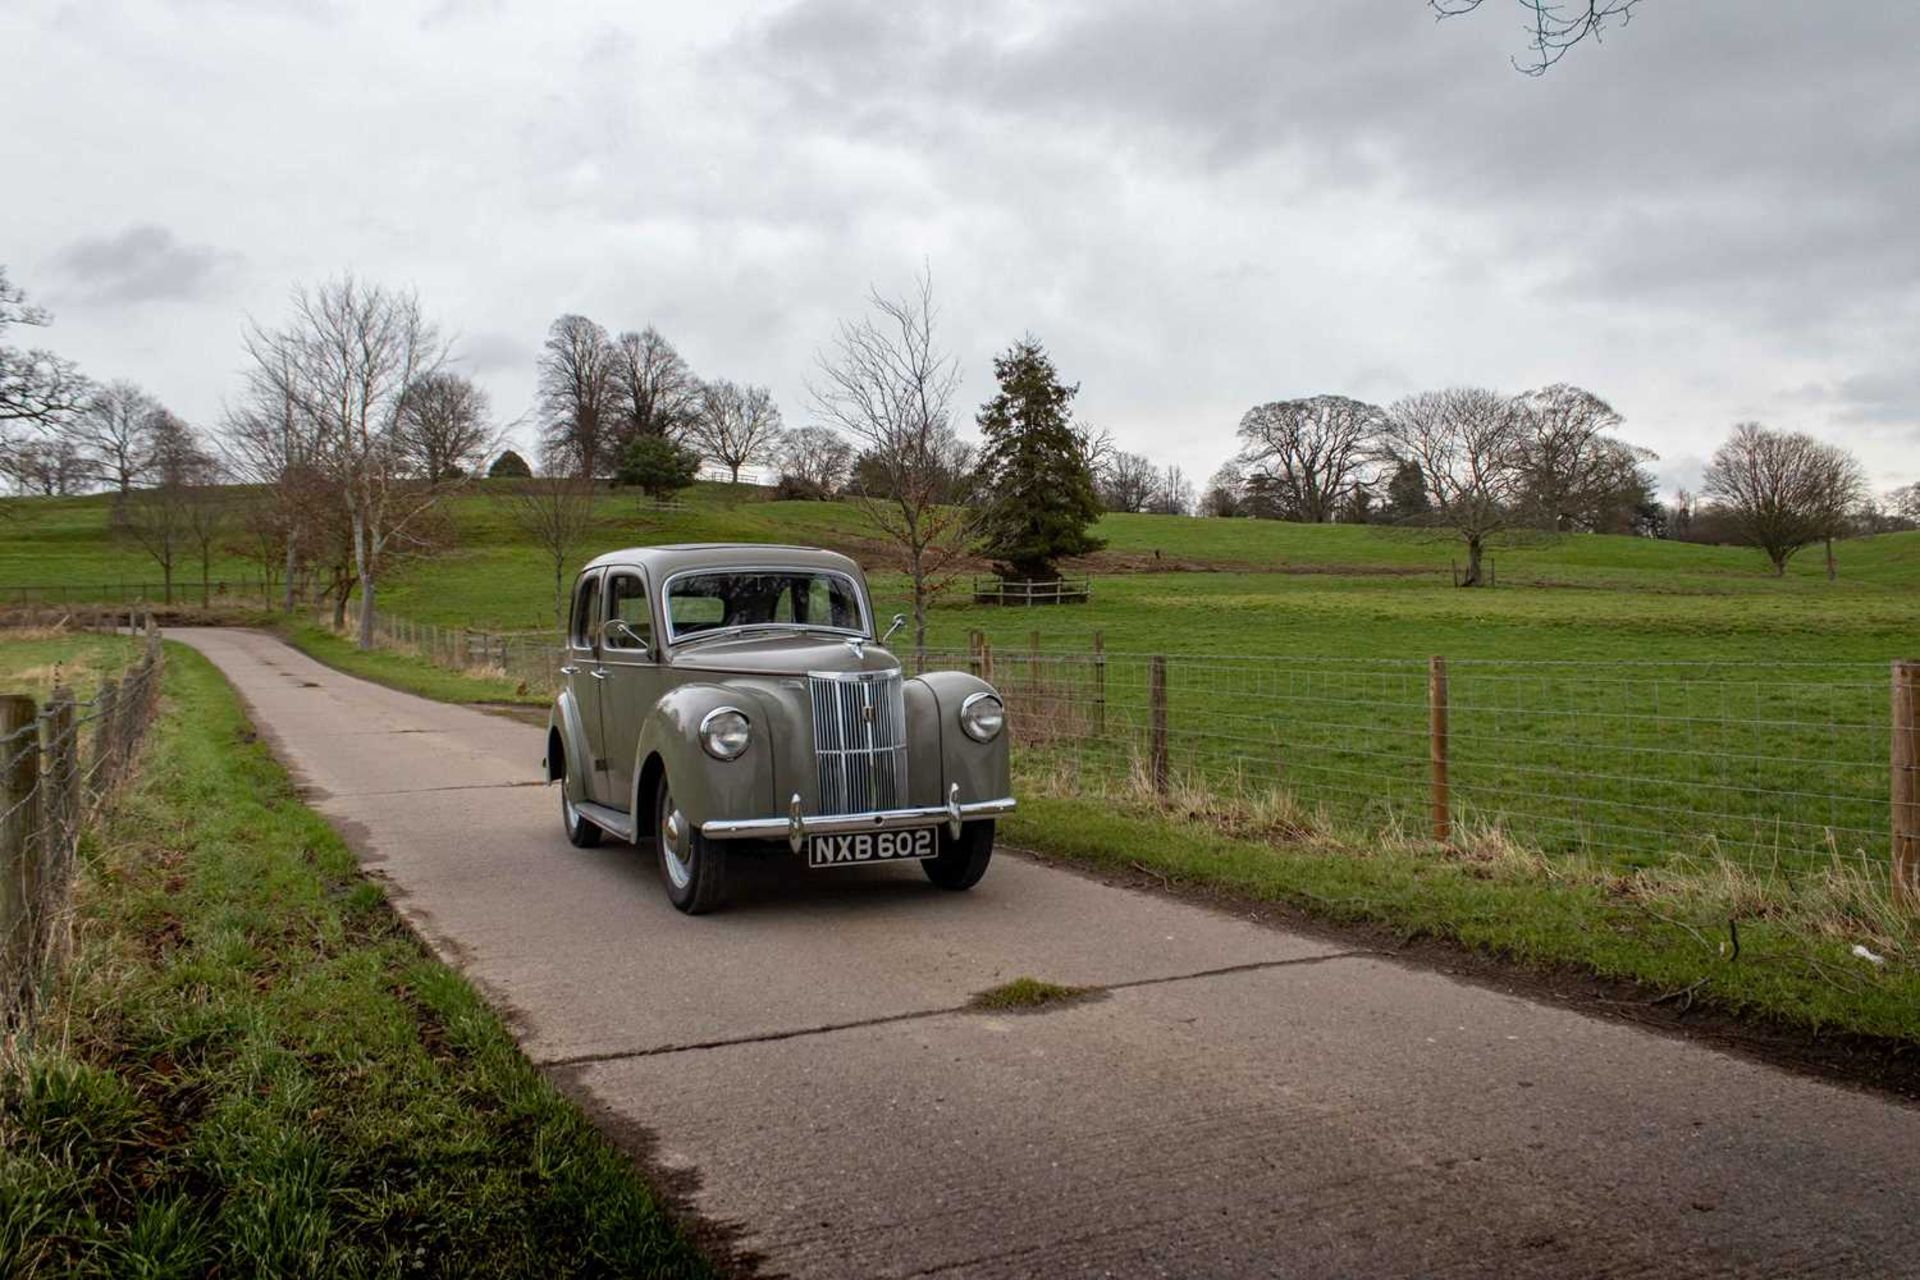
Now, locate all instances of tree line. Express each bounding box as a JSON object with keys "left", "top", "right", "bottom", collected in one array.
[
  {"left": 1188, "top": 388, "right": 1911, "bottom": 582},
  {"left": 6, "top": 258, "right": 1915, "bottom": 645}
]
